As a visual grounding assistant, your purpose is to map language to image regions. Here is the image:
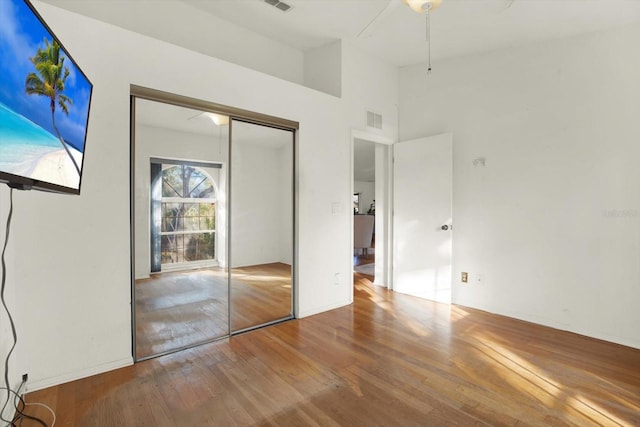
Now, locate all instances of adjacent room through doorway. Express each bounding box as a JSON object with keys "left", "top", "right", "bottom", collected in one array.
[{"left": 352, "top": 134, "right": 392, "bottom": 290}]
